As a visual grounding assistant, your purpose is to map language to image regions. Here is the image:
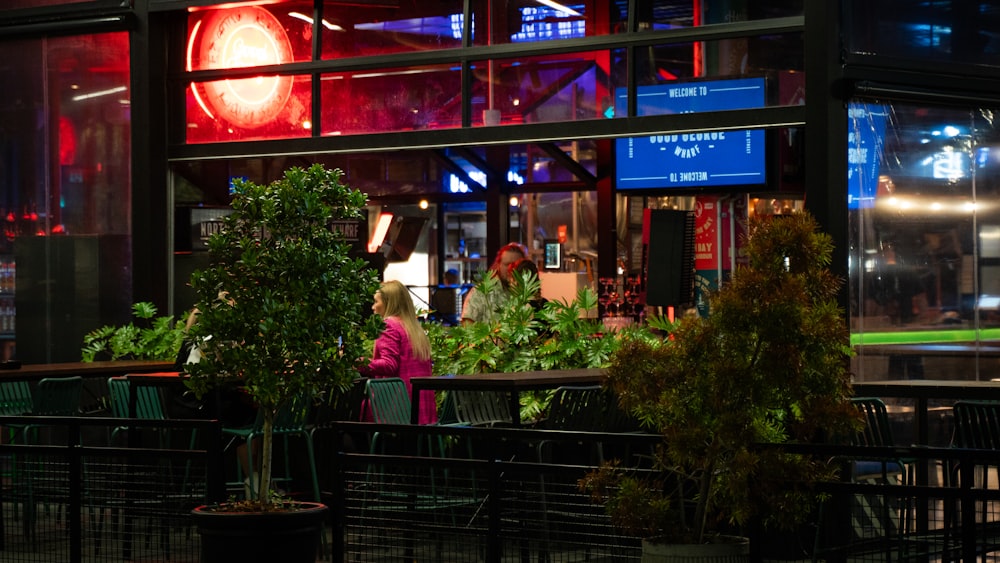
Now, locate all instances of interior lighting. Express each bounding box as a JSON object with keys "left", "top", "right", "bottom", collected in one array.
[
  {"left": 509, "top": 196, "right": 519, "bottom": 207},
  {"left": 288, "top": 12, "right": 344, "bottom": 31},
  {"left": 71, "top": 86, "right": 127, "bottom": 102},
  {"left": 930, "top": 202, "right": 942, "bottom": 211},
  {"left": 368, "top": 212, "right": 394, "bottom": 253},
  {"left": 302, "top": 120, "right": 312, "bottom": 130},
  {"left": 535, "top": 0, "right": 582, "bottom": 16},
  {"left": 185, "top": 19, "right": 215, "bottom": 119},
  {"left": 418, "top": 199, "right": 429, "bottom": 210}
]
